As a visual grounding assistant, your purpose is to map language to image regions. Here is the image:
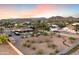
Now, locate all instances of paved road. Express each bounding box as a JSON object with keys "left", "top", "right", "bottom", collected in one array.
[
  {"left": 57, "top": 40, "right": 79, "bottom": 55},
  {"left": 4, "top": 28, "right": 22, "bottom": 40}
]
